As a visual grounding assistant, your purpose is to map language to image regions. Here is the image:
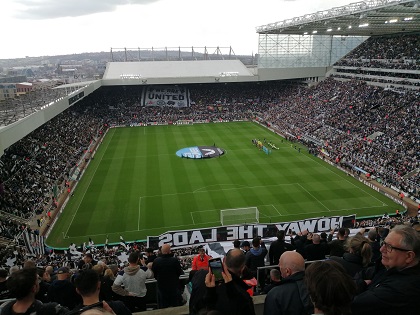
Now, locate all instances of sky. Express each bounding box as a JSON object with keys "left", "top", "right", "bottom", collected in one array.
[{"left": 1, "top": 0, "right": 356, "bottom": 59}]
